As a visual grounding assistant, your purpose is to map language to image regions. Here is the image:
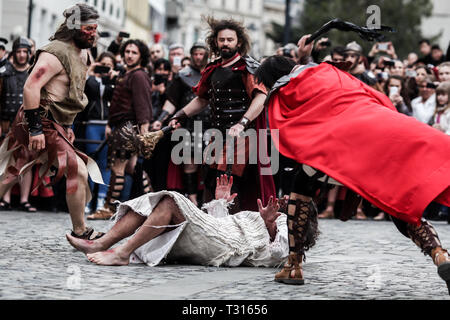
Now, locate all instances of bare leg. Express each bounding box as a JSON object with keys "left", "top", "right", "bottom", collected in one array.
[
  {"left": 66, "top": 155, "right": 91, "bottom": 235},
  {"left": 19, "top": 171, "right": 36, "bottom": 211},
  {"left": 66, "top": 209, "right": 146, "bottom": 253},
  {"left": 87, "top": 195, "right": 185, "bottom": 266}
]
